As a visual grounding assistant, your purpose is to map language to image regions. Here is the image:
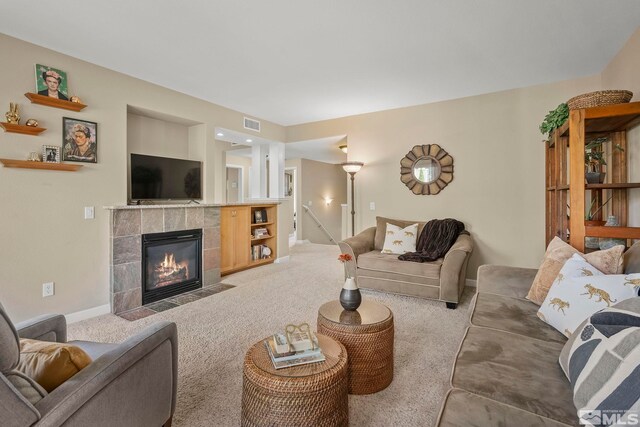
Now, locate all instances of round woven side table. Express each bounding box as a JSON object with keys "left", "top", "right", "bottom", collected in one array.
[
  {"left": 317, "top": 300, "right": 394, "bottom": 395},
  {"left": 241, "top": 333, "right": 348, "bottom": 427}
]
